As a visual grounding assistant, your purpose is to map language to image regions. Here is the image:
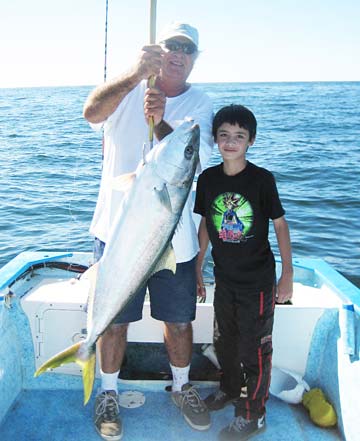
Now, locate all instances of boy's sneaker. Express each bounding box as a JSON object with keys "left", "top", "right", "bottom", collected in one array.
[
  {"left": 204, "top": 389, "right": 235, "bottom": 411},
  {"left": 94, "top": 390, "right": 123, "bottom": 440},
  {"left": 219, "top": 415, "right": 266, "bottom": 440},
  {"left": 172, "top": 383, "right": 211, "bottom": 431}
]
